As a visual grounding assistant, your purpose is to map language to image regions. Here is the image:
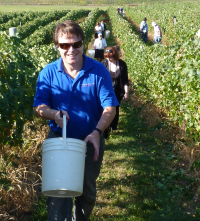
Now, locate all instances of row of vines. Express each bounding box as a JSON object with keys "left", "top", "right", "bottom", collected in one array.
[
  {"left": 124, "top": 2, "right": 200, "bottom": 45},
  {"left": 108, "top": 4, "right": 200, "bottom": 146}
]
